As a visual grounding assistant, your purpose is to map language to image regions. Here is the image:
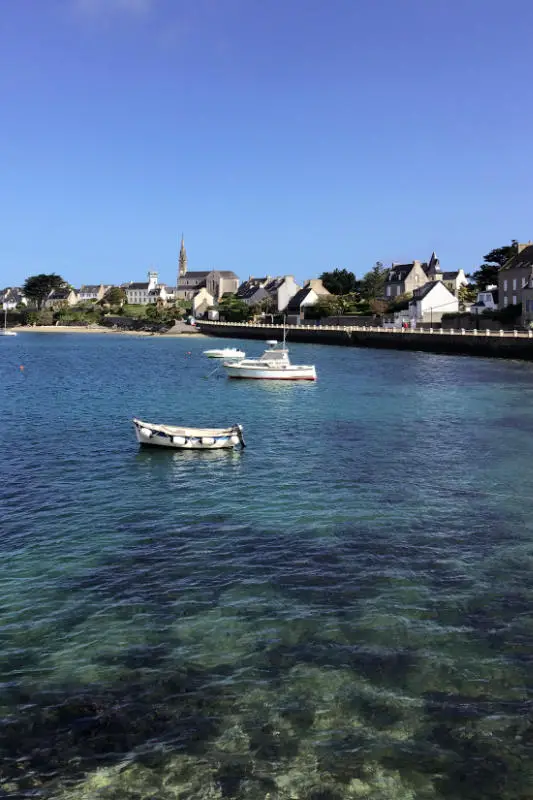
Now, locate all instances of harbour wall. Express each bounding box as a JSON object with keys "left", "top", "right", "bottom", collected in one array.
[{"left": 196, "top": 321, "right": 533, "bottom": 361}]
